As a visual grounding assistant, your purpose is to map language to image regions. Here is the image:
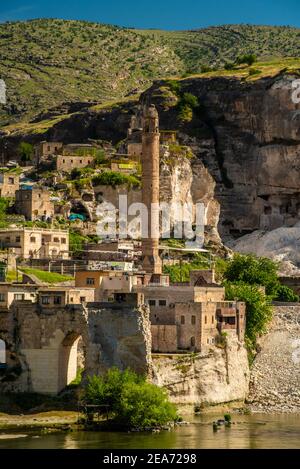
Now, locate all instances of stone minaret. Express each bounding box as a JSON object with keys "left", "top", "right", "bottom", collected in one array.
[{"left": 141, "top": 104, "right": 162, "bottom": 274}]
